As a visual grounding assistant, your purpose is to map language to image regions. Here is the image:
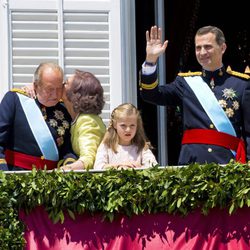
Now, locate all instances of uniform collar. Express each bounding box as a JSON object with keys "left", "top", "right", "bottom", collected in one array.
[{"left": 202, "top": 66, "right": 227, "bottom": 87}]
